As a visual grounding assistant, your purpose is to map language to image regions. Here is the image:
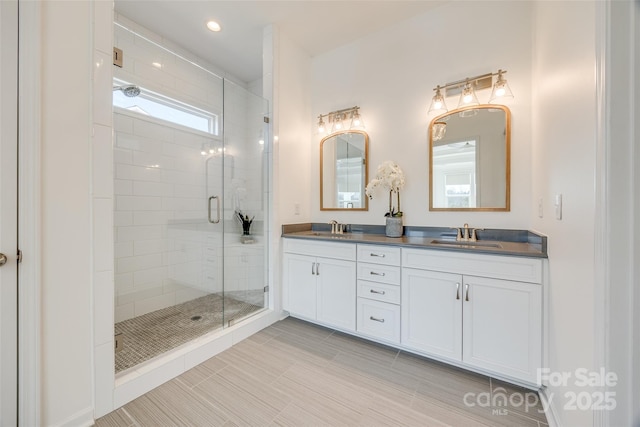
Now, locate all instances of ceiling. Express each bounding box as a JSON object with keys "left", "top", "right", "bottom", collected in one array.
[{"left": 114, "top": 1, "right": 445, "bottom": 83}]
